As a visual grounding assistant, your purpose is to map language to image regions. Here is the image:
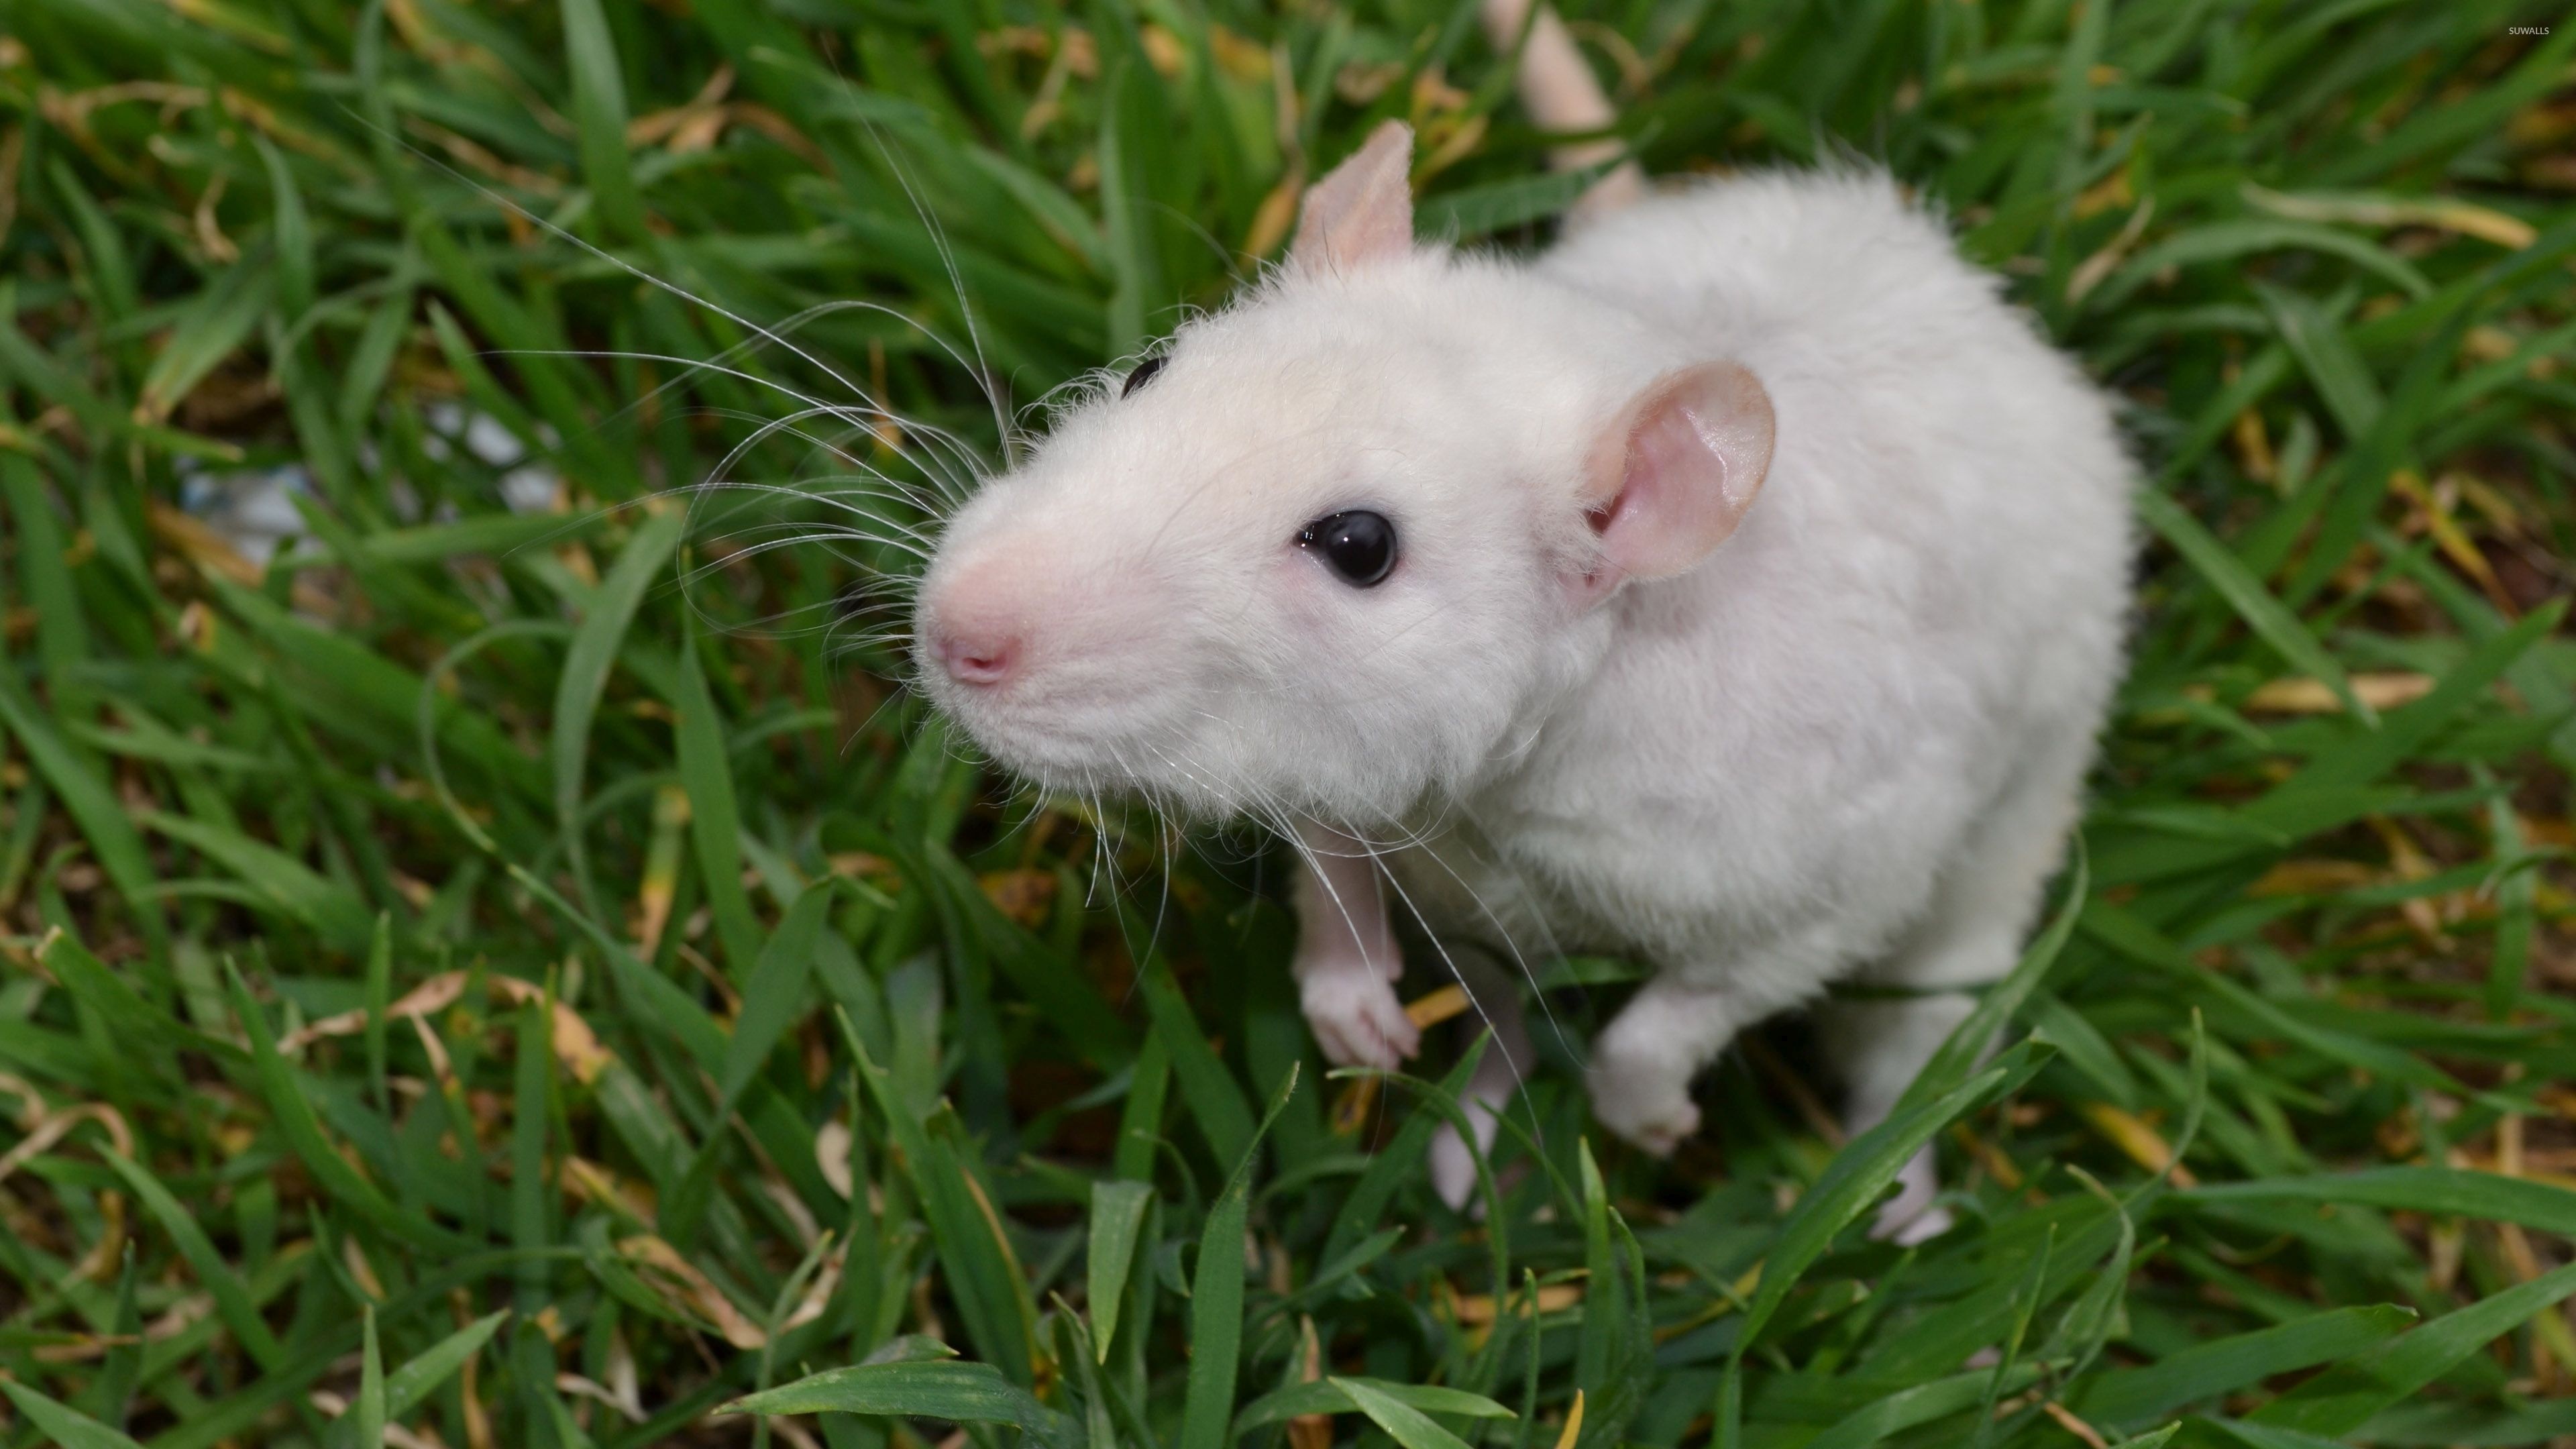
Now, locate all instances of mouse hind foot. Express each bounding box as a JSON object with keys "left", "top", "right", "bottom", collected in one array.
[{"left": 1425, "top": 953, "right": 1534, "bottom": 1212}]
